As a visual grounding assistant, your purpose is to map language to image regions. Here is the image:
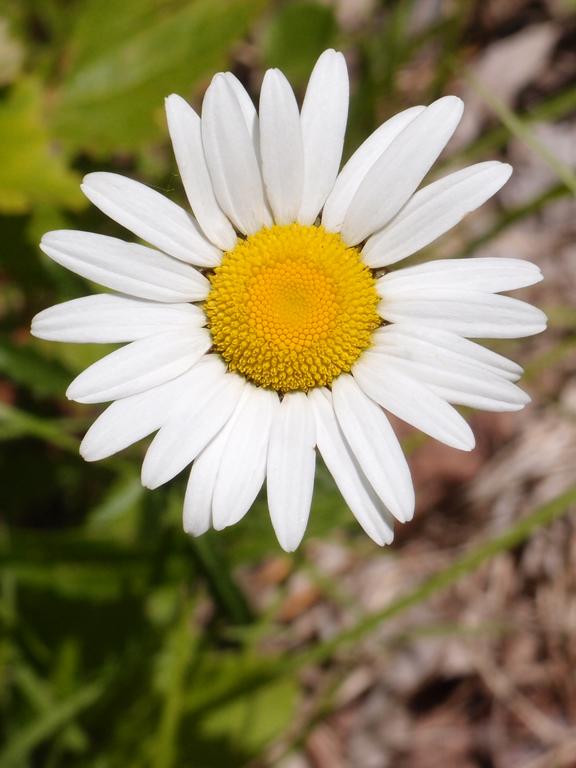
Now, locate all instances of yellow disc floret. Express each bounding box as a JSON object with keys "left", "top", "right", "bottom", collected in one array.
[{"left": 204, "top": 224, "right": 380, "bottom": 392}]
